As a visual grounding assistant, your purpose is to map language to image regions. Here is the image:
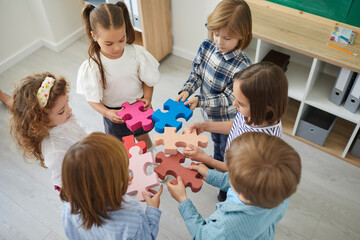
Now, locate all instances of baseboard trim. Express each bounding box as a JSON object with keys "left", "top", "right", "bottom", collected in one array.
[
  {"left": 0, "top": 40, "right": 43, "bottom": 73},
  {"left": 0, "top": 27, "right": 84, "bottom": 73},
  {"left": 172, "top": 46, "right": 195, "bottom": 62},
  {"left": 42, "top": 27, "right": 84, "bottom": 52}
]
